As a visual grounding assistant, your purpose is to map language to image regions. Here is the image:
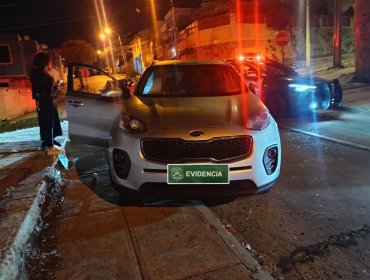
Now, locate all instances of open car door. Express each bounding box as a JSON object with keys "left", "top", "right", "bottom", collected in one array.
[{"left": 66, "top": 64, "right": 127, "bottom": 147}]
